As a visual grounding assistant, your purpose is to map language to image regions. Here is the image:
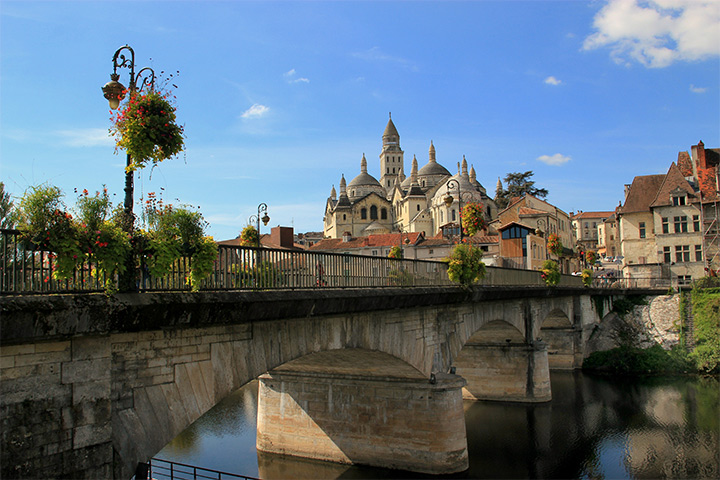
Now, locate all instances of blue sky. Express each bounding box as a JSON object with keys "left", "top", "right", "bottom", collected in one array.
[{"left": 1, "top": 0, "right": 718, "bottom": 241}]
